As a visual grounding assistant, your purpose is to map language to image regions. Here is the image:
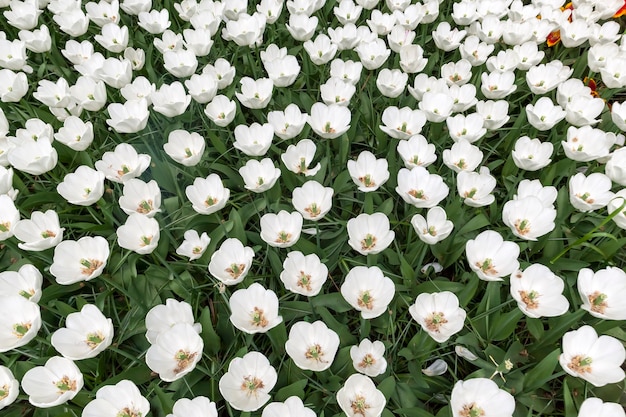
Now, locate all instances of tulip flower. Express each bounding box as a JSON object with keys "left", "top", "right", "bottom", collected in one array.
[
  {"left": 185, "top": 174, "right": 230, "bottom": 215},
  {"left": 336, "top": 374, "right": 386, "bottom": 417},
  {"left": 510, "top": 264, "right": 569, "bottom": 318},
  {"left": 233, "top": 122, "right": 274, "bottom": 157},
  {"left": 285, "top": 320, "right": 340, "bottom": 371},
  {"left": 502, "top": 196, "right": 556, "bottom": 240},
  {"left": 0, "top": 264, "right": 42, "bottom": 302},
  {"left": 379, "top": 106, "right": 426, "bottom": 139},
  {"left": 152, "top": 82, "right": 191, "bottom": 117},
  {"left": 411, "top": 206, "right": 454, "bottom": 245},
  {"left": 450, "top": 378, "right": 515, "bottom": 417},
  {"left": 341, "top": 266, "right": 395, "bottom": 319},
  {"left": 83, "top": 380, "right": 150, "bottom": 417},
  {"left": 95, "top": 143, "right": 151, "bottom": 183},
  {"left": 347, "top": 212, "right": 395, "bottom": 255},
  {"left": 49, "top": 236, "right": 110, "bottom": 285},
  {"left": 569, "top": 172, "right": 614, "bottom": 212},
  {"left": 163, "top": 130, "right": 205, "bottom": 167},
  {"left": 239, "top": 158, "right": 281, "bottom": 193},
  {"left": 511, "top": 136, "right": 553, "bottom": 171},
  {"left": 280, "top": 251, "right": 328, "bottom": 296},
  {"left": 347, "top": 151, "right": 390, "bottom": 192},
  {"left": 235, "top": 77, "right": 273, "bottom": 109},
  {"left": 560, "top": 325, "right": 625, "bottom": 387},
  {"left": 0, "top": 195, "right": 19, "bottom": 241},
  {"left": 396, "top": 167, "right": 449, "bottom": 208},
  {"left": 219, "top": 351, "right": 277, "bottom": 411},
  {"left": 577, "top": 267, "right": 626, "bottom": 320},
  {"left": 146, "top": 323, "right": 204, "bottom": 382},
  {"left": 409, "top": 291, "right": 466, "bottom": 343},
  {"left": 0, "top": 365, "right": 19, "bottom": 410},
  {"left": 51, "top": 304, "right": 114, "bottom": 360},
  {"left": 176, "top": 230, "right": 210, "bottom": 261},
  {"left": 577, "top": 398, "right": 625, "bottom": 417},
  {"left": 167, "top": 397, "right": 218, "bottom": 417},
  {"left": 267, "top": 104, "right": 307, "bottom": 140},
  {"left": 281, "top": 139, "right": 321, "bottom": 176},
  {"left": 208, "top": 238, "right": 255, "bottom": 286},
  {"left": 466, "top": 230, "right": 520, "bottom": 281},
  {"left": 307, "top": 103, "right": 351, "bottom": 139},
  {"left": 16, "top": 210, "right": 63, "bottom": 253},
  {"left": 0, "top": 295, "right": 41, "bottom": 352},
  {"left": 292, "top": 180, "right": 333, "bottom": 221},
  {"left": 145, "top": 299, "right": 201, "bottom": 344},
  {"left": 116, "top": 213, "right": 160, "bottom": 255},
  {"left": 350, "top": 339, "right": 387, "bottom": 377},
  {"left": 22, "top": 356, "right": 83, "bottom": 408},
  {"left": 229, "top": 283, "right": 282, "bottom": 334},
  {"left": 262, "top": 396, "right": 316, "bottom": 417},
  {"left": 204, "top": 95, "right": 237, "bottom": 127},
  {"left": 397, "top": 134, "right": 437, "bottom": 169},
  {"left": 457, "top": 166, "right": 496, "bottom": 207},
  {"left": 260, "top": 211, "right": 303, "bottom": 248}
]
